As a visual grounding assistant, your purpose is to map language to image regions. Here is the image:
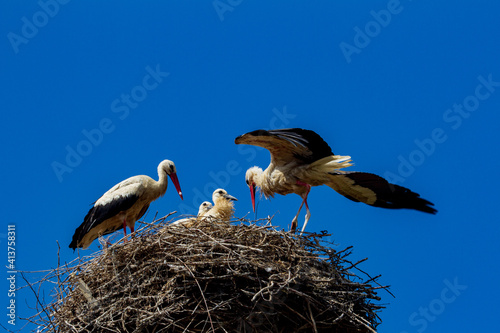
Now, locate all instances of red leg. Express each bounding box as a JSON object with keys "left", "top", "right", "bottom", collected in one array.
[
  {"left": 296, "top": 181, "right": 311, "bottom": 194},
  {"left": 291, "top": 181, "right": 311, "bottom": 233},
  {"left": 296, "top": 181, "right": 312, "bottom": 235},
  {"left": 122, "top": 218, "right": 131, "bottom": 243},
  {"left": 122, "top": 219, "right": 127, "bottom": 236},
  {"left": 296, "top": 181, "right": 311, "bottom": 211}
]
